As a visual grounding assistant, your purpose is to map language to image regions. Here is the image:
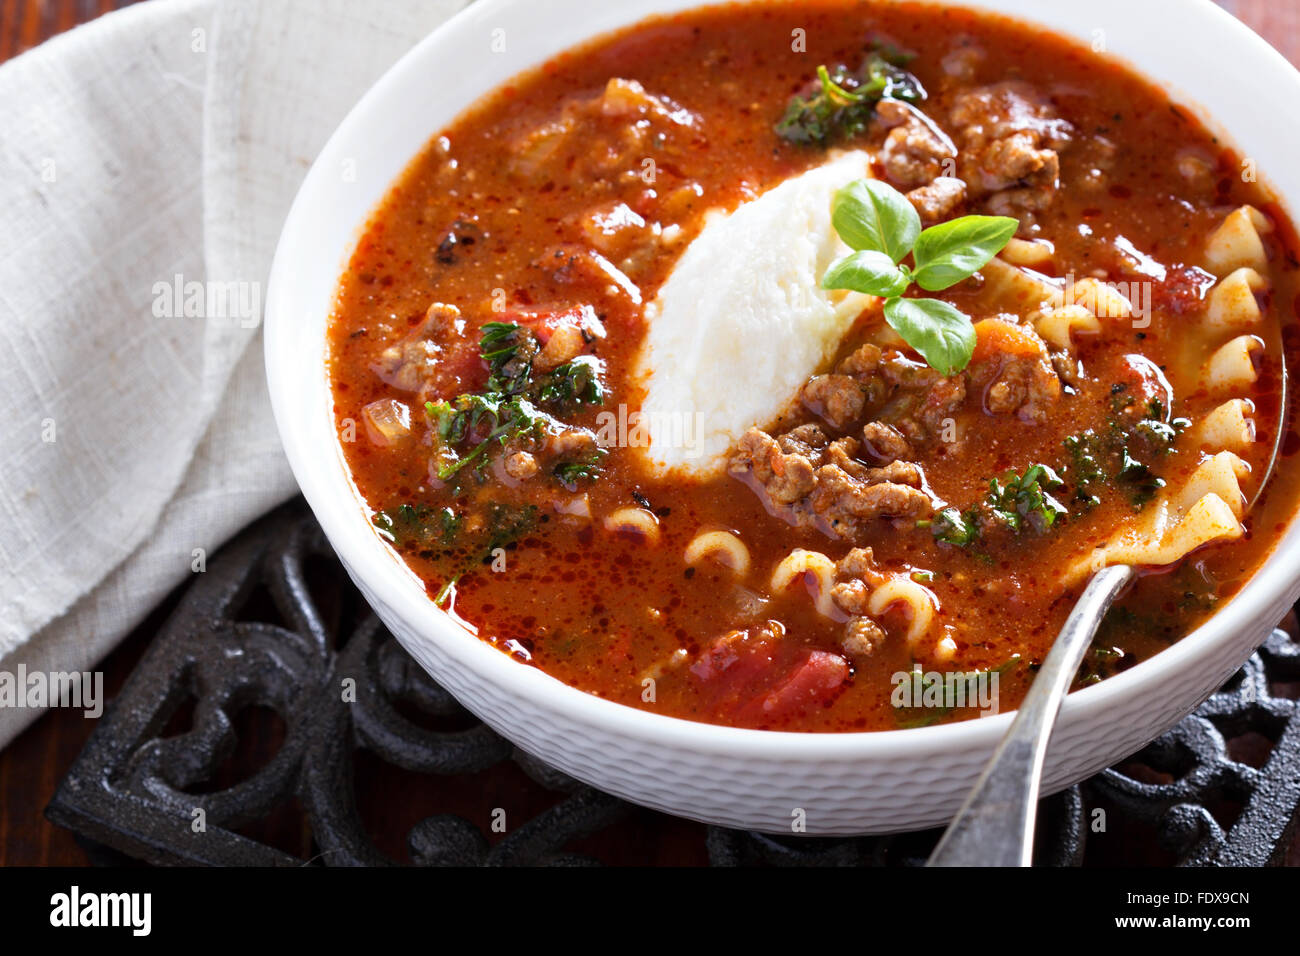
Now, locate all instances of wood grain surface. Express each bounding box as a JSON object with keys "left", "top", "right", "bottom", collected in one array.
[{"left": 0, "top": 0, "right": 1297, "bottom": 867}]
